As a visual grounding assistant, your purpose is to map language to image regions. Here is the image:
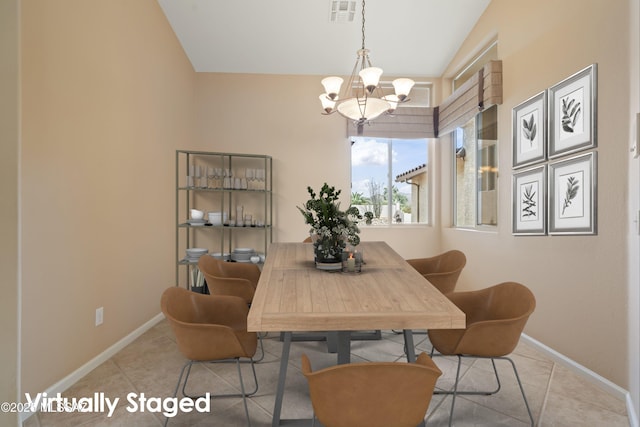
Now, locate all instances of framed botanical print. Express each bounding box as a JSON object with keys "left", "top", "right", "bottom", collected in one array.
[
  {"left": 513, "top": 165, "right": 546, "bottom": 235},
  {"left": 548, "top": 64, "right": 597, "bottom": 158},
  {"left": 513, "top": 91, "right": 547, "bottom": 169},
  {"left": 548, "top": 152, "right": 597, "bottom": 235}
]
